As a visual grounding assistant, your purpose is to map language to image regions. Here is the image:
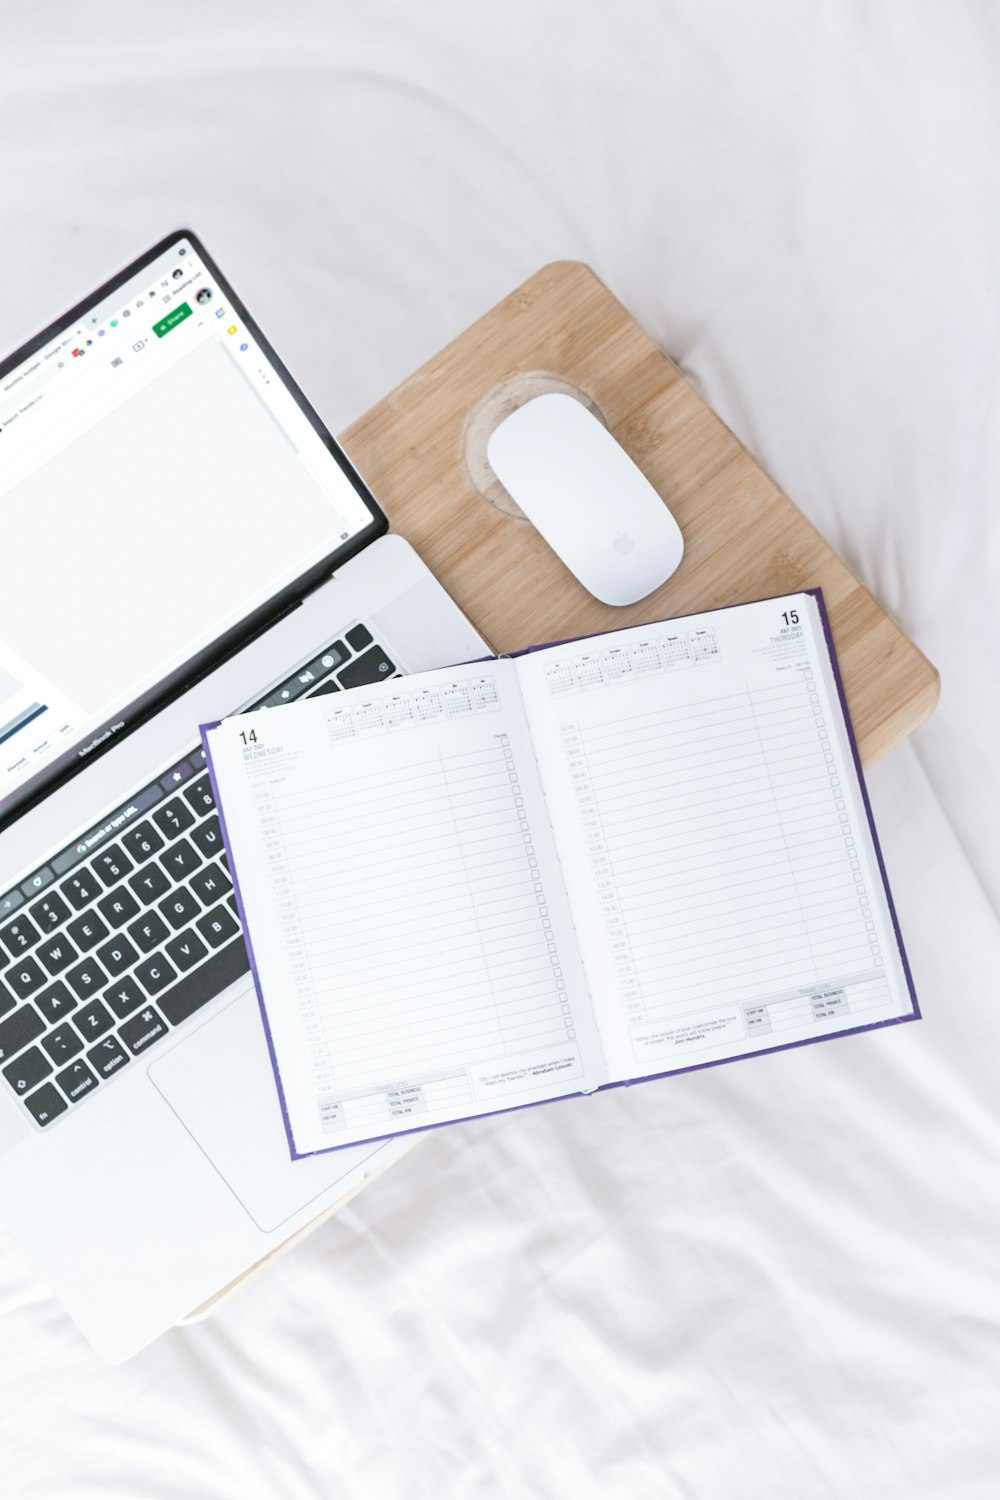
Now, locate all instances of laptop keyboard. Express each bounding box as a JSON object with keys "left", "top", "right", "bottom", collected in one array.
[{"left": 0, "top": 622, "right": 398, "bottom": 1128}]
